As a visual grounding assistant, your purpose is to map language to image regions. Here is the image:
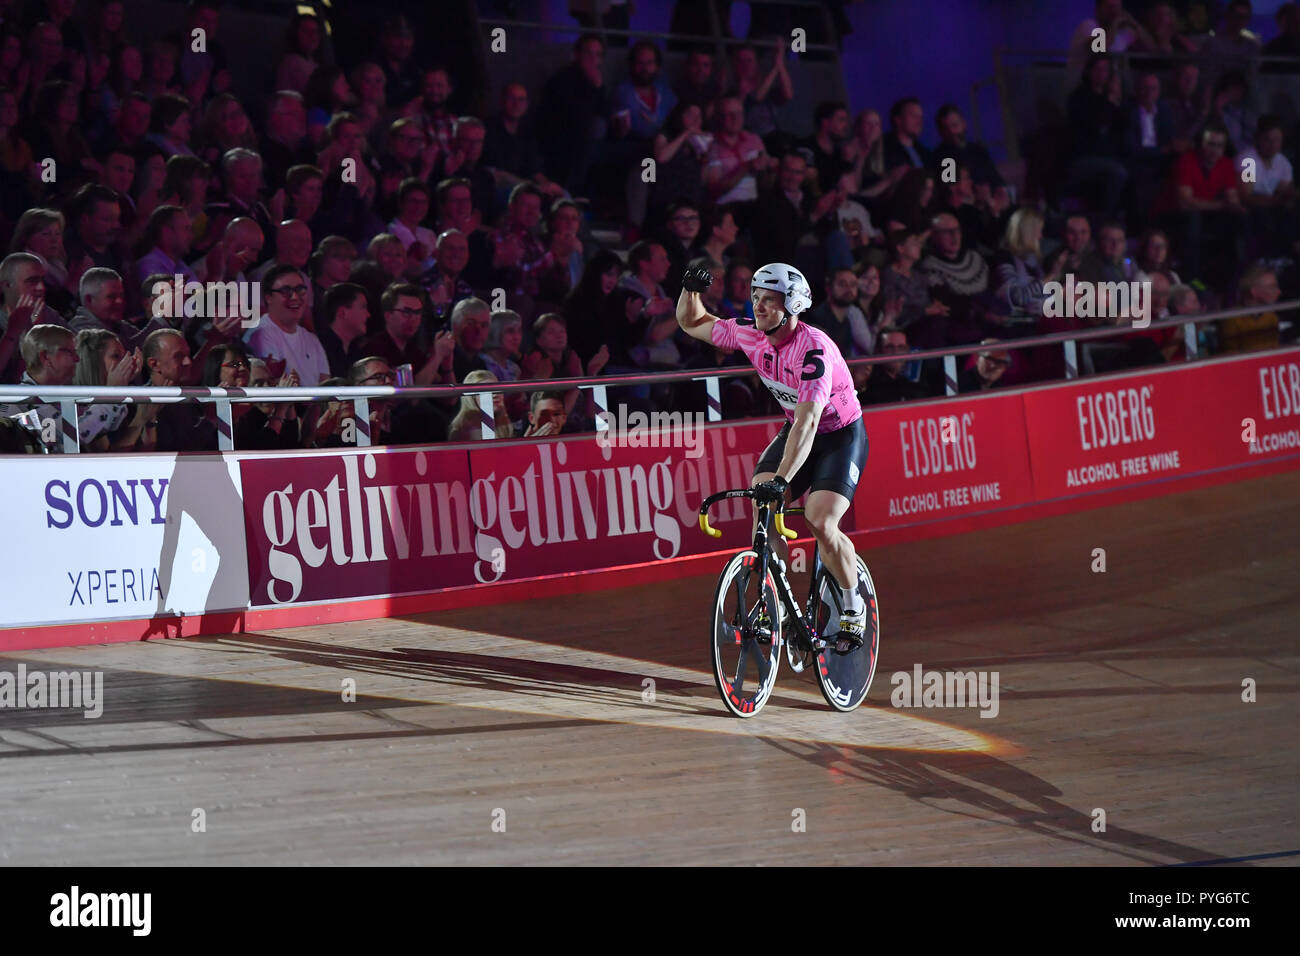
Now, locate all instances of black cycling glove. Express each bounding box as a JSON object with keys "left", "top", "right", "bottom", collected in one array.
[
  {"left": 681, "top": 267, "right": 713, "bottom": 293},
  {"left": 753, "top": 476, "right": 789, "bottom": 502}
]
